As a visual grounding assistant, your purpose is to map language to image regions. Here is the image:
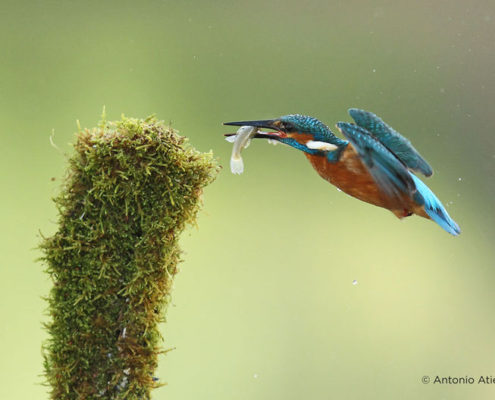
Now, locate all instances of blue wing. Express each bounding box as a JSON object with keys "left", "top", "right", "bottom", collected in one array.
[
  {"left": 348, "top": 108, "right": 433, "bottom": 177},
  {"left": 336, "top": 122, "right": 416, "bottom": 202}
]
